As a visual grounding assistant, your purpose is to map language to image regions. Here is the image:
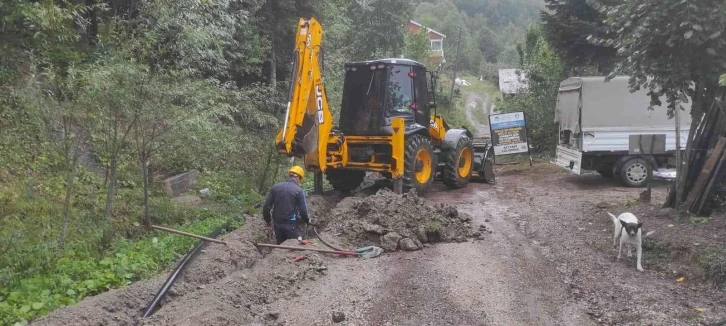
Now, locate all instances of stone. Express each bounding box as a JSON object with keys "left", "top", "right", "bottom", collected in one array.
[
  {"left": 159, "top": 170, "right": 198, "bottom": 197},
  {"left": 268, "top": 312, "right": 280, "bottom": 320},
  {"left": 458, "top": 213, "right": 472, "bottom": 222},
  {"left": 332, "top": 311, "right": 346, "bottom": 323},
  {"left": 399, "top": 238, "right": 421, "bottom": 251},
  {"left": 381, "top": 232, "right": 402, "bottom": 252},
  {"left": 362, "top": 222, "right": 385, "bottom": 235},
  {"left": 596, "top": 202, "right": 609, "bottom": 209},
  {"left": 416, "top": 226, "right": 428, "bottom": 243}
]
